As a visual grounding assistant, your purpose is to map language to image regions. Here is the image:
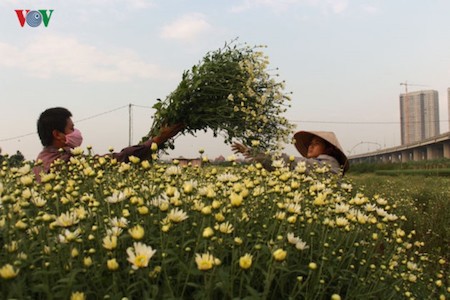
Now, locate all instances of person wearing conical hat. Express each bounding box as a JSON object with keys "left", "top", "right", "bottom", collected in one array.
[{"left": 232, "top": 130, "right": 349, "bottom": 176}]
